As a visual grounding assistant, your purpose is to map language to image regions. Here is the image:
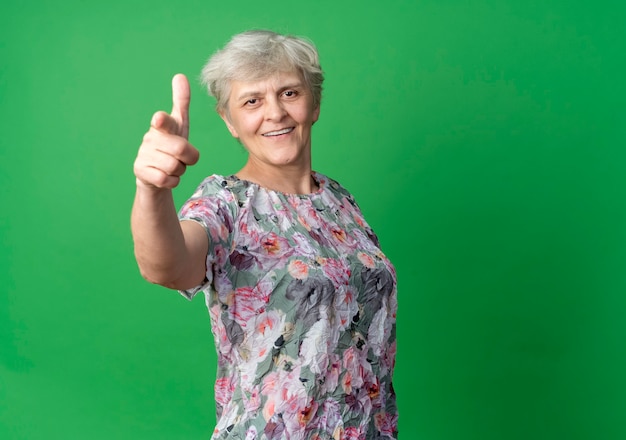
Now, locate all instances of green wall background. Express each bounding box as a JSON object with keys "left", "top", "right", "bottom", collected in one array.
[{"left": 1, "top": 1, "right": 625, "bottom": 438}]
